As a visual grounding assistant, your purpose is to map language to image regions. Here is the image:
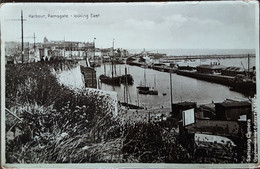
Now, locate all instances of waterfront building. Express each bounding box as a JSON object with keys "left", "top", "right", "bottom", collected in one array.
[
  {"left": 94, "top": 49, "right": 102, "bottom": 59},
  {"left": 215, "top": 101, "right": 251, "bottom": 121},
  {"left": 42, "top": 38, "right": 94, "bottom": 60},
  {"left": 100, "top": 48, "right": 112, "bottom": 56},
  {"left": 180, "top": 100, "right": 251, "bottom": 132},
  {"left": 5, "top": 37, "right": 96, "bottom": 63}
]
